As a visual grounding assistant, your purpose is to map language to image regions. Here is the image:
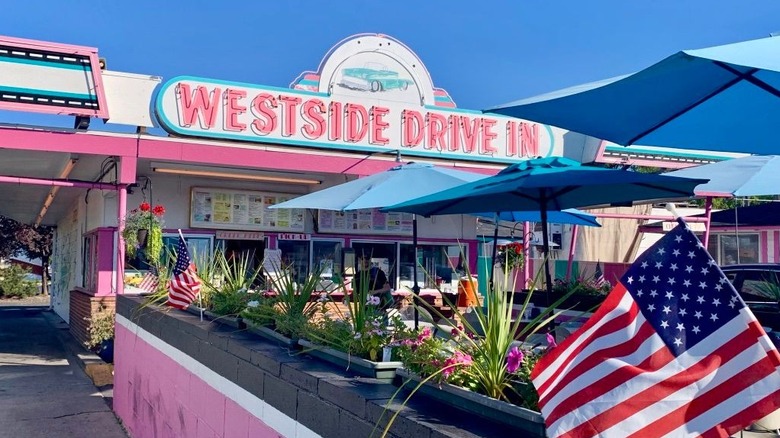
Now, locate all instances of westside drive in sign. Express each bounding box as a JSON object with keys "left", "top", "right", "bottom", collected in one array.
[{"left": 159, "top": 80, "right": 546, "bottom": 161}]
